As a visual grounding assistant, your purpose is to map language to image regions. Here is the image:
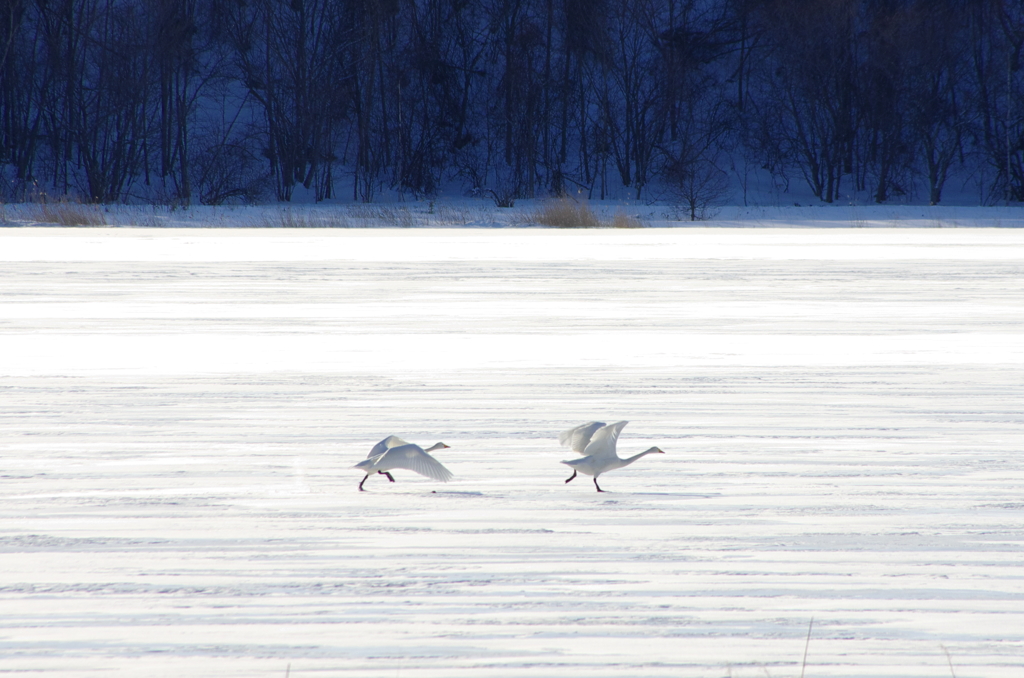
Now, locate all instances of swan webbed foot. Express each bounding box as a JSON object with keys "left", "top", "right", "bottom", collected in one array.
[
  {"left": 358, "top": 474, "right": 369, "bottom": 491},
  {"left": 594, "top": 477, "right": 604, "bottom": 492},
  {"left": 564, "top": 470, "right": 577, "bottom": 484},
  {"left": 380, "top": 471, "right": 396, "bottom": 483}
]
